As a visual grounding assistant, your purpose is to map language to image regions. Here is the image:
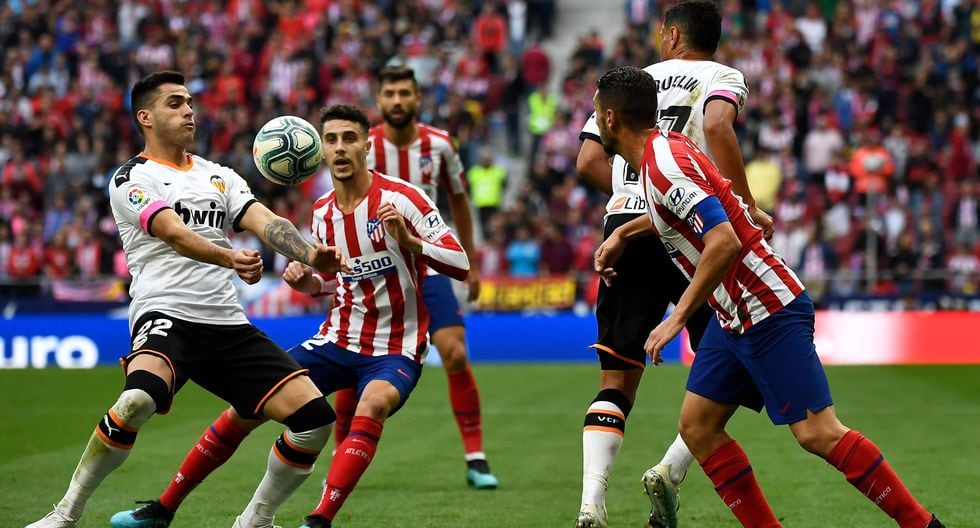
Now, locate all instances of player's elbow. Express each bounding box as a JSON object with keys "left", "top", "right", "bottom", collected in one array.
[
  {"left": 718, "top": 235, "right": 742, "bottom": 265},
  {"left": 702, "top": 118, "right": 730, "bottom": 140}
]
